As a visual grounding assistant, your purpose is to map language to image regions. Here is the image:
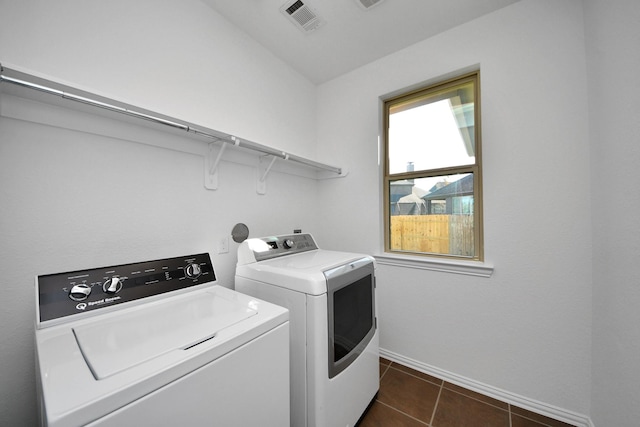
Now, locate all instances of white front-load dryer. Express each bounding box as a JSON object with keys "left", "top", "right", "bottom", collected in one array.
[{"left": 235, "top": 234, "right": 379, "bottom": 427}]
